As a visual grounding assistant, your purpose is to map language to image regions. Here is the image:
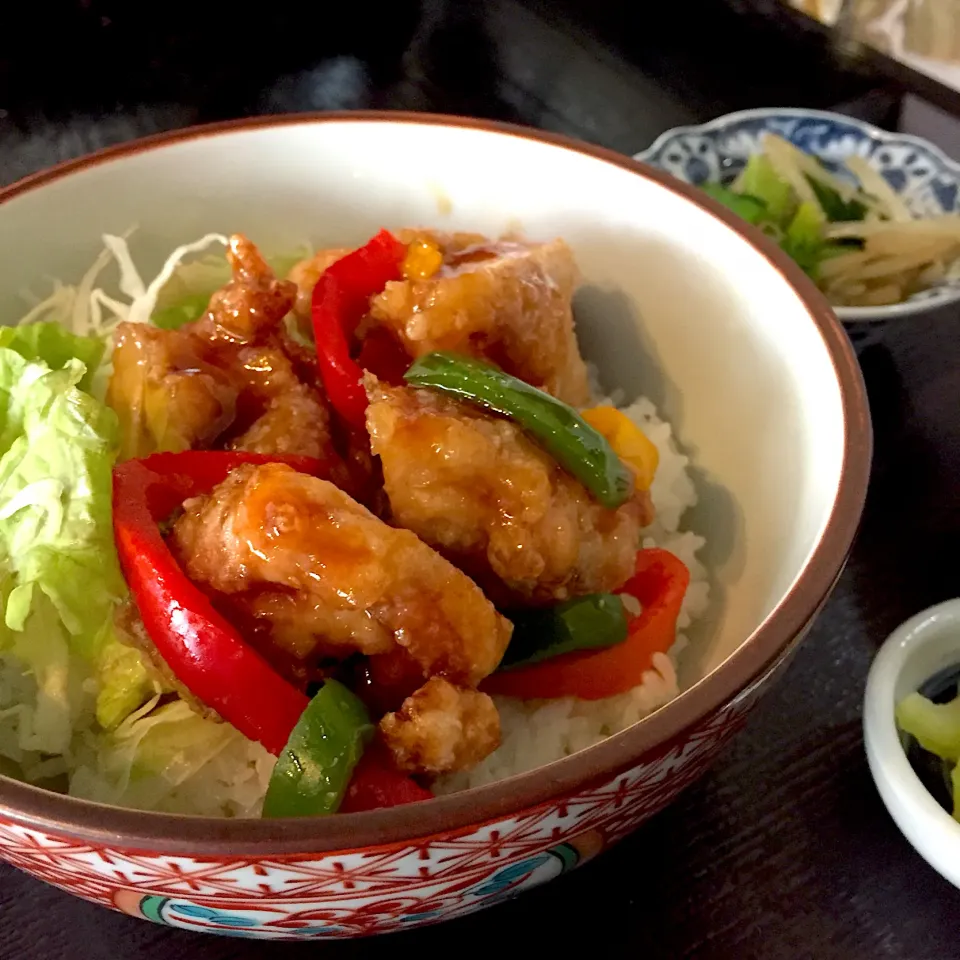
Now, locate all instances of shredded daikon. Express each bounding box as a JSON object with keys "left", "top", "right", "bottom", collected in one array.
[
  {"left": 845, "top": 155, "right": 913, "bottom": 222},
  {"left": 762, "top": 133, "right": 888, "bottom": 217},
  {"left": 119, "top": 233, "right": 228, "bottom": 326},
  {"left": 12, "top": 231, "right": 229, "bottom": 358},
  {"left": 760, "top": 133, "right": 822, "bottom": 210}
]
